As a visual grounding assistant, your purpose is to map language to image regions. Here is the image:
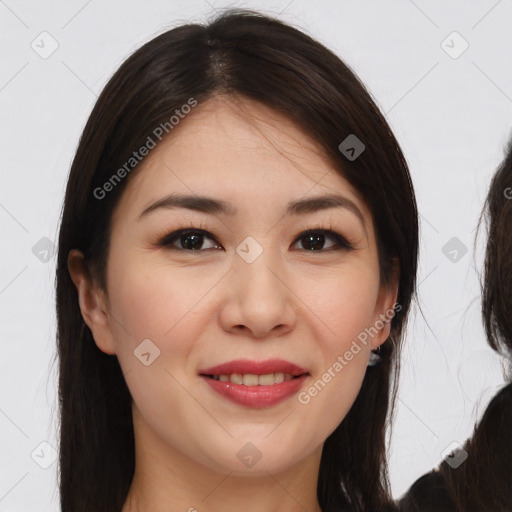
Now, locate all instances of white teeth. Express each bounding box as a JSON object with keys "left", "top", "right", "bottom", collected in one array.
[
  {"left": 242, "top": 374, "right": 259, "bottom": 386},
  {"left": 258, "top": 373, "right": 274, "bottom": 385},
  {"left": 230, "top": 373, "right": 243, "bottom": 385},
  {"left": 210, "top": 372, "right": 296, "bottom": 385},
  {"left": 274, "top": 372, "right": 284, "bottom": 384}
]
